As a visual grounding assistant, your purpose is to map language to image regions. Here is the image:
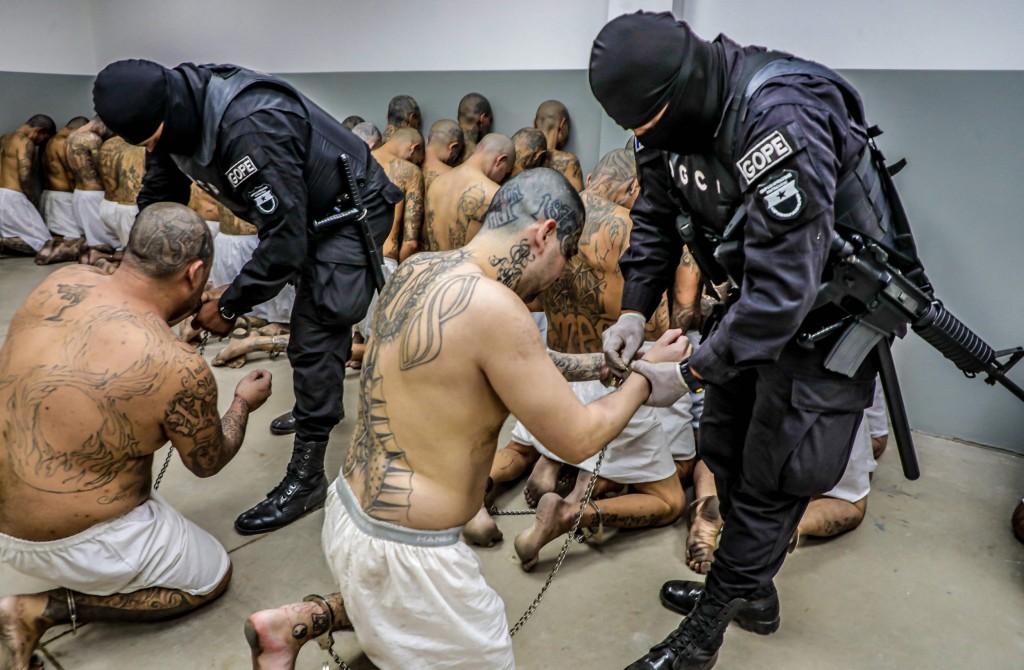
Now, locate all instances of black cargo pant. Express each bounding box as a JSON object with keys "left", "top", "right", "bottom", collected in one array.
[
  {"left": 288, "top": 195, "right": 395, "bottom": 443},
  {"left": 701, "top": 344, "right": 875, "bottom": 599}
]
